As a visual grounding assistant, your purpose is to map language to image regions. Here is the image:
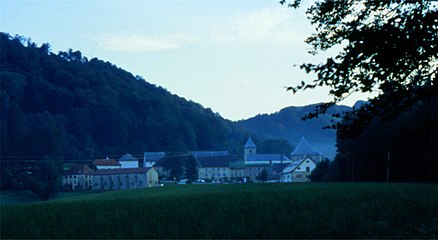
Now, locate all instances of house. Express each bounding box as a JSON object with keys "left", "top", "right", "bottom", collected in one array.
[
  {"left": 291, "top": 137, "right": 323, "bottom": 162},
  {"left": 242, "top": 137, "right": 292, "bottom": 182},
  {"left": 119, "top": 153, "right": 139, "bottom": 168},
  {"left": 280, "top": 156, "right": 317, "bottom": 182},
  {"left": 196, "top": 153, "right": 234, "bottom": 182},
  {"left": 91, "top": 167, "right": 159, "bottom": 190},
  {"left": 63, "top": 164, "right": 94, "bottom": 190},
  {"left": 93, "top": 158, "right": 121, "bottom": 169},
  {"left": 143, "top": 152, "right": 165, "bottom": 167}
]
